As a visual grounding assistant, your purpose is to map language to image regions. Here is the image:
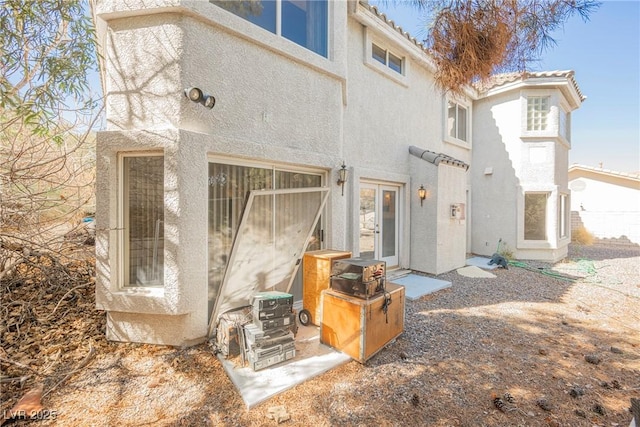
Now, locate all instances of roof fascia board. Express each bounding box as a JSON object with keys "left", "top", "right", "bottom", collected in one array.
[{"left": 481, "top": 77, "right": 582, "bottom": 108}]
